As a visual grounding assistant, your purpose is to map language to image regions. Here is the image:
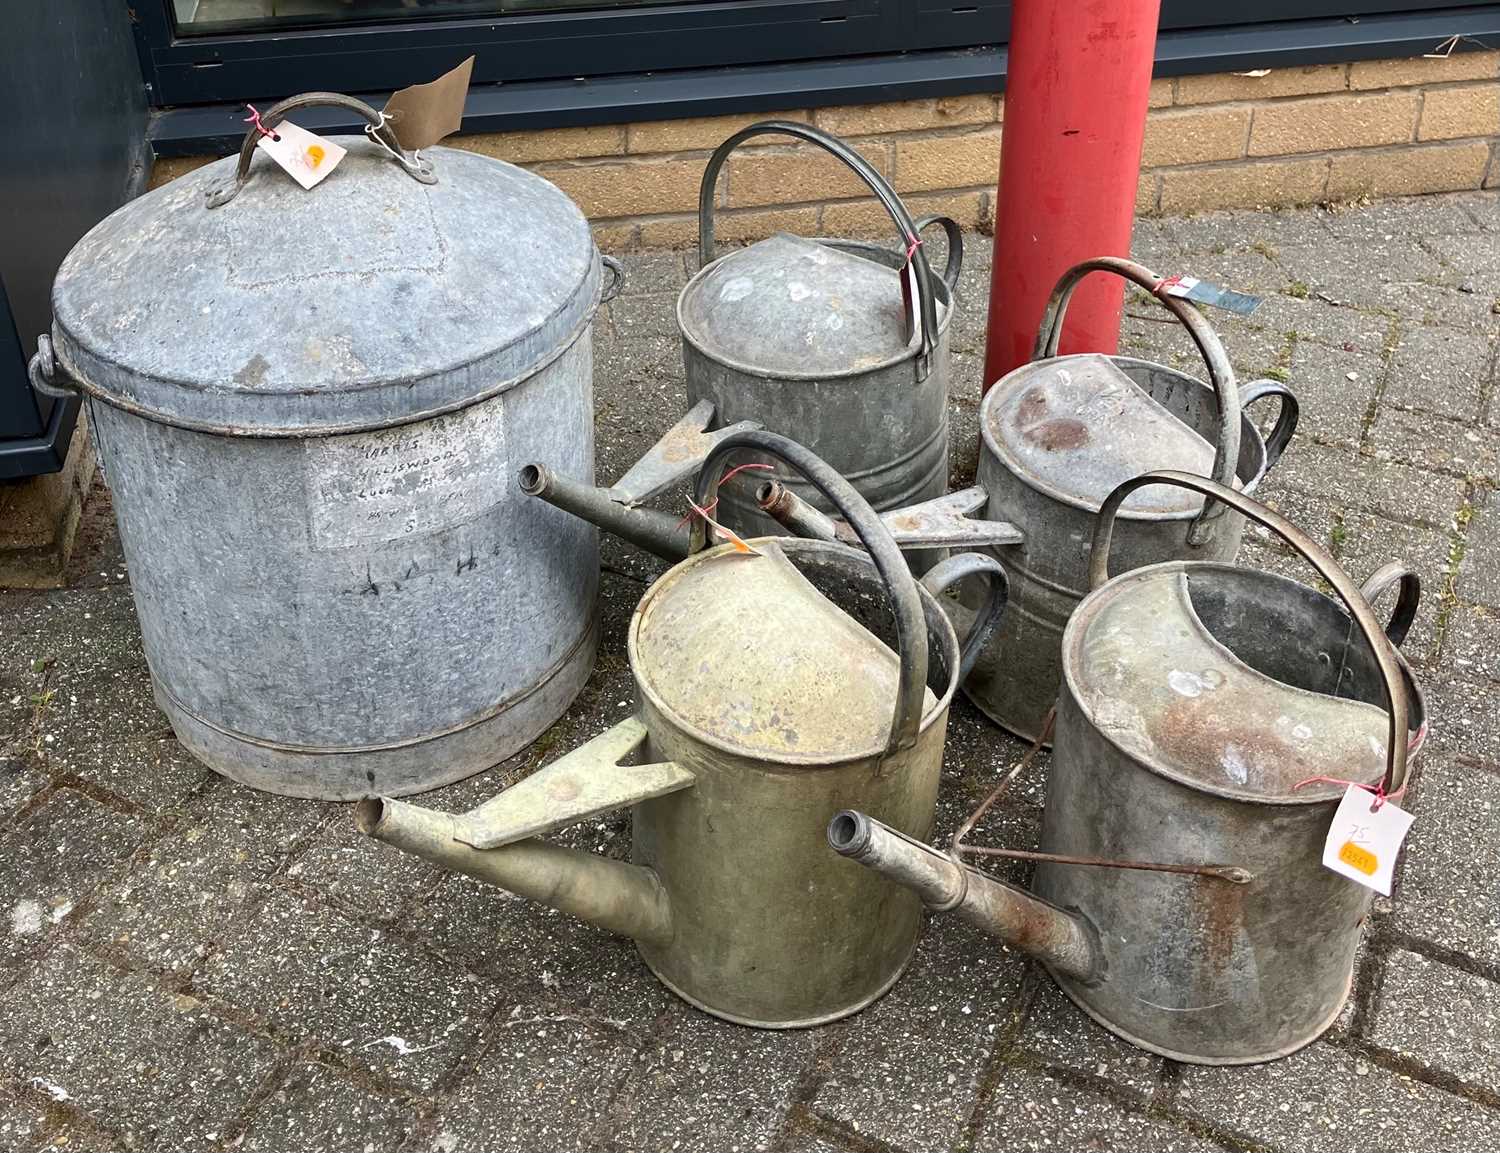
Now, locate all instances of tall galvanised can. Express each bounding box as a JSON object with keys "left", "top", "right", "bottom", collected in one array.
[
  {"left": 675, "top": 121, "right": 959, "bottom": 540},
  {"left": 29, "top": 94, "right": 614, "bottom": 799}
]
